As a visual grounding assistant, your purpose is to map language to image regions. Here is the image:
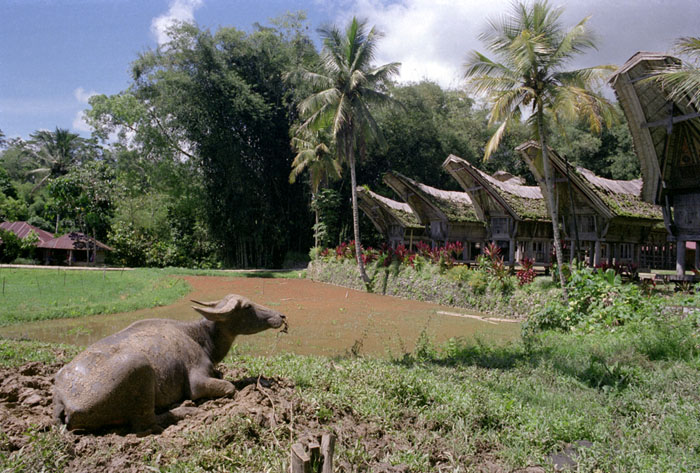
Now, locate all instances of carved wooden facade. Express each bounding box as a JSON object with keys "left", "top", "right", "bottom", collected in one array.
[
  {"left": 611, "top": 52, "right": 700, "bottom": 275},
  {"left": 382, "top": 171, "right": 486, "bottom": 260},
  {"left": 442, "top": 155, "right": 553, "bottom": 265},
  {"left": 516, "top": 142, "right": 669, "bottom": 269},
  {"left": 356, "top": 186, "right": 427, "bottom": 248}
]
